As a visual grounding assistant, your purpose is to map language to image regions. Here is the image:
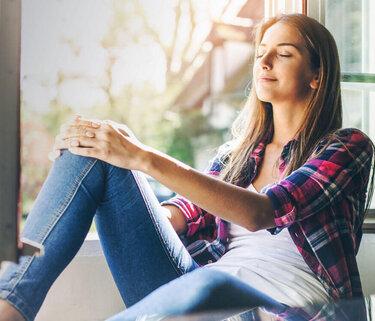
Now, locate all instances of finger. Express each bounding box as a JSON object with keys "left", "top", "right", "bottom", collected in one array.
[
  {"left": 48, "top": 151, "right": 54, "bottom": 162},
  {"left": 68, "top": 146, "right": 99, "bottom": 158},
  {"left": 60, "top": 126, "right": 97, "bottom": 140},
  {"left": 85, "top": 130, "right": 96, "bottom": 138},
  {"left": 72, "top": 117, "right": 101, "bottom": 128},
  {"left": 55, "top": 133, "right": 63, "bottom": 141},
  {"left": 70, "top": 139, "right": 80, "bottom": 147},
  {"left": 74, "top": 113, "right": 83, "bottom": 119},
  {"left": 65, "top": 122, "right": 101, "bottom": 132},
  {"left": 116, "top": 127, "right": 131, "bottom": 138},
  {"left": 48, "top": 150, "right": 61, "bottom": 162},
  {"left": 68, "top": 136, "right": 97, "bottom": 148},
  {"left": 54, "top": 135, "right": 92, "bottom": 151},
  {"left": 53, "top": 139, "right": 71, "bottom": 151},
  {"left": 104, "top": 121, "right": 131, "bottom": 138}
]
